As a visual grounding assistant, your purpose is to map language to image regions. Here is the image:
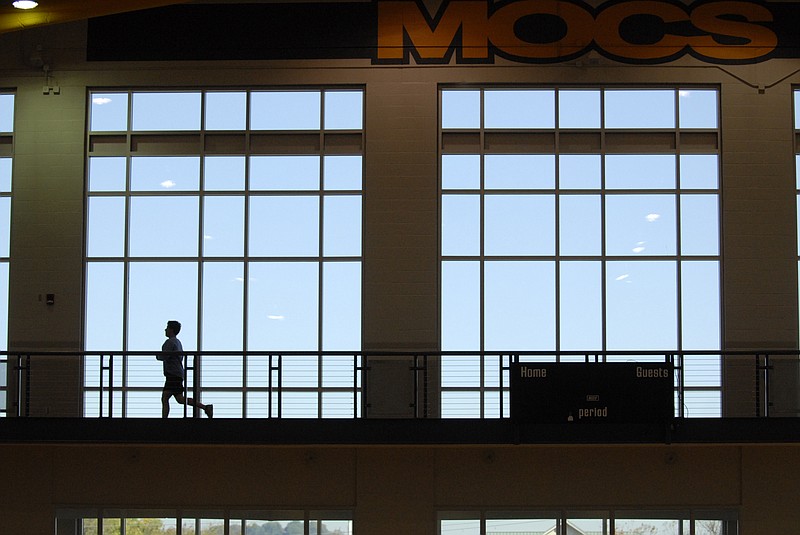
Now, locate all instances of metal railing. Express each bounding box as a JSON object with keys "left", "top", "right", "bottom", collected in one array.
[{"left": 1, "top": 350, "right": 798, "bottom": 419}]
